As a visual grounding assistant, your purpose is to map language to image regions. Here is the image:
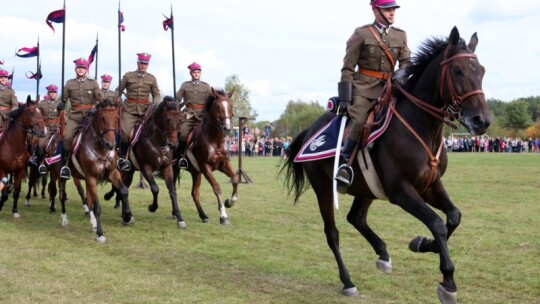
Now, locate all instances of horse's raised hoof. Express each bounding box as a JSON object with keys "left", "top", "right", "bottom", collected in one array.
[
  {"left": 61, "top": 214, "right": 69, "bottom": 227},
  {"left": 49, "top": 204, "right": 56, "bottom": 213},
  {"left": 437, "top": 284, "right": 457, "bottom": 304},
  {"left": 177, "top": 221, "right": 186, "bottom": 229},
  {"left": 12, "top": 212, "right": 20, "bottom": 218},
  {"left": 224, "top": 199, "right": 235, "bottom": 208},
  {"left": 202, "top": 218, "right": 210, "bottom": 223},
  {"left": 409, "top": 236, "right": 427, "bottom": 252},
  {"left": 25, "top": 200, "right": 31, "bottom": 207},
  {"left": 375, "top": 258, "right": 392, "bottom": 274},
  {"left": 122, "top": 215, "right": 135, "bottom": 225},
  {"left": 341, "top": 287, "right": 359, "bottom": 297},
  {"left": 96, "top": 235, "right": 107, "bottom": 244},
  {"left": 114, "top": 202, "right": 120, "bottom": 209},
  {"left": 148, "top": 204, "right": 158, "bottom": 213},
  {"left": 220, "top": 217, "right": 230, "bottom": 225},
  {"left": 104, "top": 191, "right": 114, "bottom": 201}
]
